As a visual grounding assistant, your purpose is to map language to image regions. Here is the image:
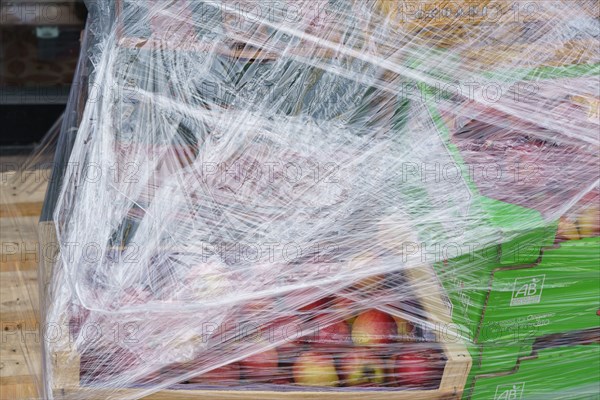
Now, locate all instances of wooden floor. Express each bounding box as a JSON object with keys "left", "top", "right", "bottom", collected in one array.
[{"left": 0, "top": 161, "right": 49, "bottom": 399}]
